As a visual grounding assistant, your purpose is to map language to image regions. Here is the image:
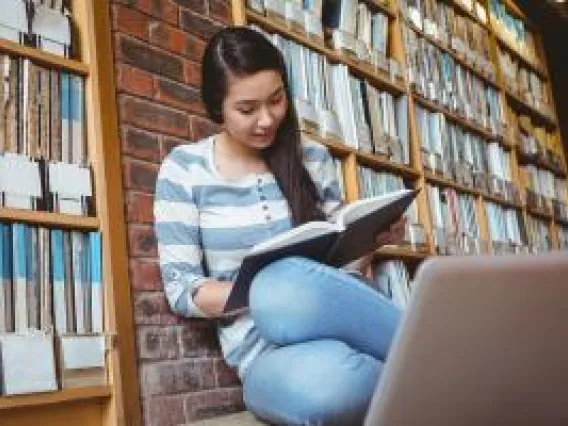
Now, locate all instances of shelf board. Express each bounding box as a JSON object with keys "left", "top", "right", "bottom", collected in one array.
[
  {"left": 424, "top": 172, "right": 480, "bottom": 197},
  {"left": 375, "top": 245, "right": 432, "bottom": 260},
  {"left": 0, "top": 386, "right": 111, "bottom": 411},
  {"left": 504, "top": 89, "right": 556, "bottom": 131},
  {"left": 355, "top": 151, "right": 420, "bottom": 179},
  {"left": 483, "top": 192, "right": 523, "bottom": 210},
  {"left": 0, "top": 38, "right": 89, "bottom": 75},
  {"left": 492, "top": 29, "right": 547, "bottom": 80},
  {"left": 363, "top": 0, "right": 397, "bottom": 18},
  {"left": 412, "top": 93, "right": 496, "bottom": 140},
  {"left": 0, "top": 209, "right": 99, "bottom": 230},
  {"left": 303, "top": 131, "right": 420, "bottom": 179},
  {"left": 527, "top": 208, "right": 553, "bottom": 222},
  {"left": 407, "top": 22, "right": 498, "bottom": 89},
  {"left": 246, "top": 10, "right": 407, "bottom": 96}
]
